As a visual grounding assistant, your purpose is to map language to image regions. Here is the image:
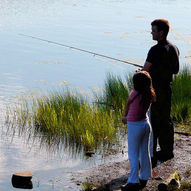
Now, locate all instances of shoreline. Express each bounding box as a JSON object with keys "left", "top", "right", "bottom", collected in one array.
[{"left": 73, "top": 134, "right": 191, "bottom": 190}]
